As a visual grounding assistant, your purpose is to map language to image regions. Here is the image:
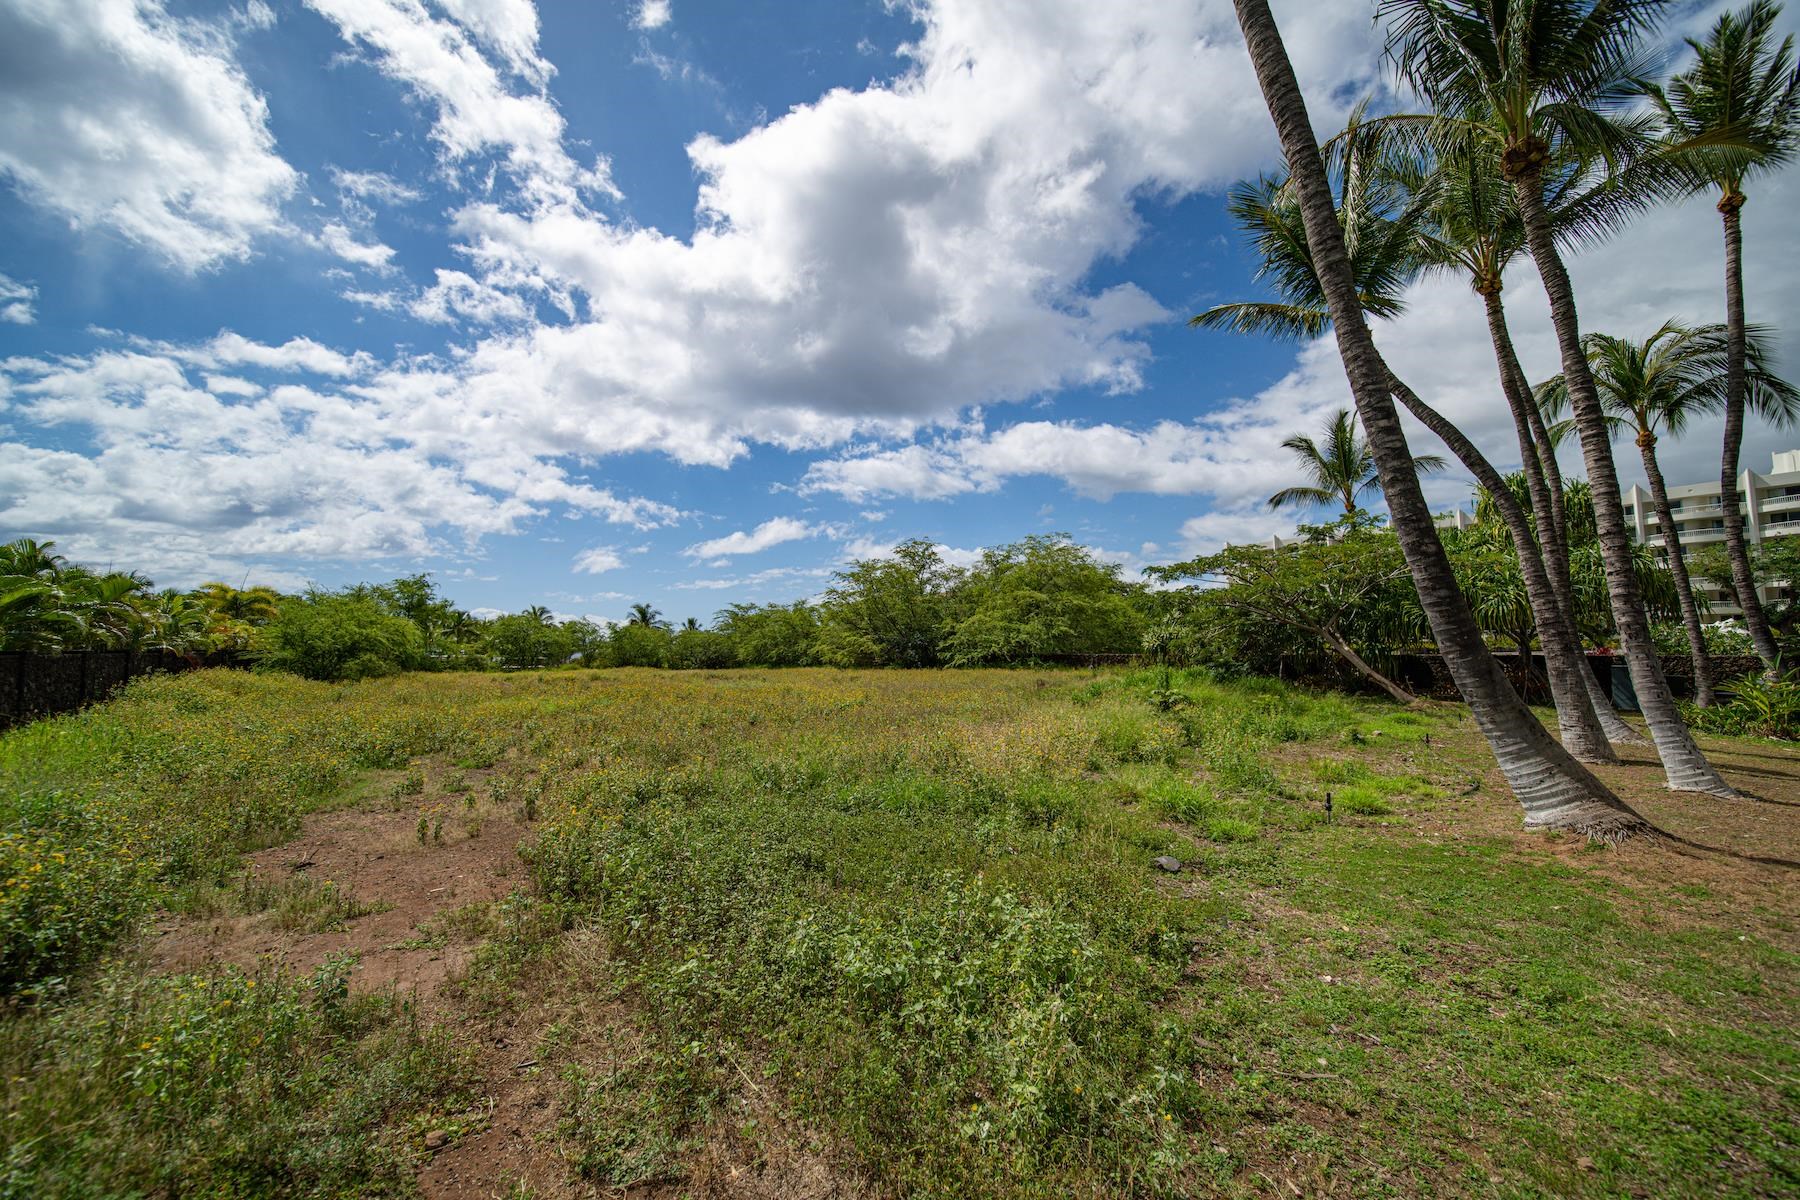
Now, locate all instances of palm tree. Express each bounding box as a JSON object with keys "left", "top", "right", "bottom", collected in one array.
[
  {"left": 681, "top": 617, "right": 703, "bottom": 633},
  {"left": 626, "top": 602, "right": 664, "bottom": 629},
  {"left": 1196, "top": 111, "right": 1622, "bottom": 761},
  {"left": 1396, "top": 137, "right": 1651, "bottom": 729},
  {"left": 1268, "top": 409, "right": 1446, "bottom": 514},
  {"left": 1541, "top": 321, "right": 1800, "bottom": 704},
  {"left": 1230, "top": 0, "right": 1644, "bottom": 834},
  {"left": 1382, "top": 0, "right": 1738, "bottom": 798},
  {"left": 1643, "top": 0, "right": 1800, "bottom": 675},
  {"left": 195, "top": 581, "right": 282, "bottom": 625},
  {"left": 0, "top": 538, "right": 66, "bottom": 578},
  {"left": 523, "top": 605, "right": 554, "bottom": 624}
]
